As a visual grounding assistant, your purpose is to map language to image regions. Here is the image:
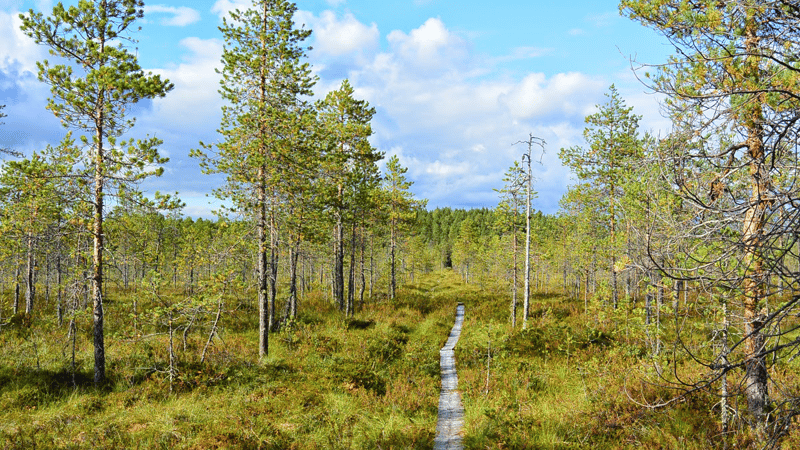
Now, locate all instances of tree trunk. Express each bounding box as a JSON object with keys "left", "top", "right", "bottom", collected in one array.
[
  {"left": 92, "top": 122, "right": 106, "bottom": 384},
  {"left": 511, "top": 224, "right": 518, "bottom": 328},
  {"left": 56, "top": 252, "right": 63, "bottom": 327},
  {"left": 369, "top": 233, "right": 375, "bottom": 301},
  {"left": 739, "top": 19, "right": 770, "bottom": 427},
  {"left": 346, "top": 221, "right": 357, "bottom": 317},
  {"left": 13, "top": 262, "right": 20, "bottom": 315},
  {"left": 25, "top": 234, "right": 35, "bottom": 315},
  {"left": 257, "top": 178, "right": 269, "bottom": 358},
  {"left": 269, "top": 205, "right": 279, "bottom": 331},
  {"left": 287, "top": 237, "right": 300, "bottom": 321},
  {"left": 334, "top": 212, "right": 345, "bottom": 311},
  {"left": 359, "top": 231, "right": 366, "bottom": 311},
  {"left": 390, "top": 217, "right": 397, "bottom": 300}
]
